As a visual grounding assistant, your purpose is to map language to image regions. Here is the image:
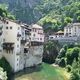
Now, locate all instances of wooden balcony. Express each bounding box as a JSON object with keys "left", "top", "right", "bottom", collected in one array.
[
  {"left": 21, "top": 39, "right": 26, "bottom": 44},
  {"left": 25, "top": 30, "right": 31, "bottom": 35},
  {"left": 3, "top": 43, "right": 14, "bottom": 50},
  {"left": 31, "top": 42, "right": 43, "bottom": 46}
]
